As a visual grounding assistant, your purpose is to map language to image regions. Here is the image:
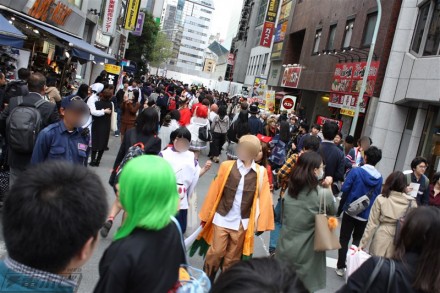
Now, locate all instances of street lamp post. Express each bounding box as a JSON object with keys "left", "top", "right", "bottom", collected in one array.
[{"left": 349, "top": 0, "right": 381, "bottom": 136}]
